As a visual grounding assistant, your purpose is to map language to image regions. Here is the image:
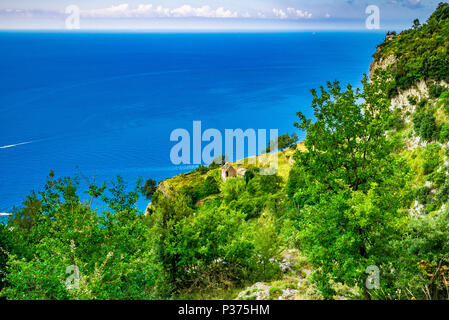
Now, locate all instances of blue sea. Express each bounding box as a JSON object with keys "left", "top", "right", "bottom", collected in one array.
[{"left": 0, "top": 32, "right": 385, "bottom": 212}]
